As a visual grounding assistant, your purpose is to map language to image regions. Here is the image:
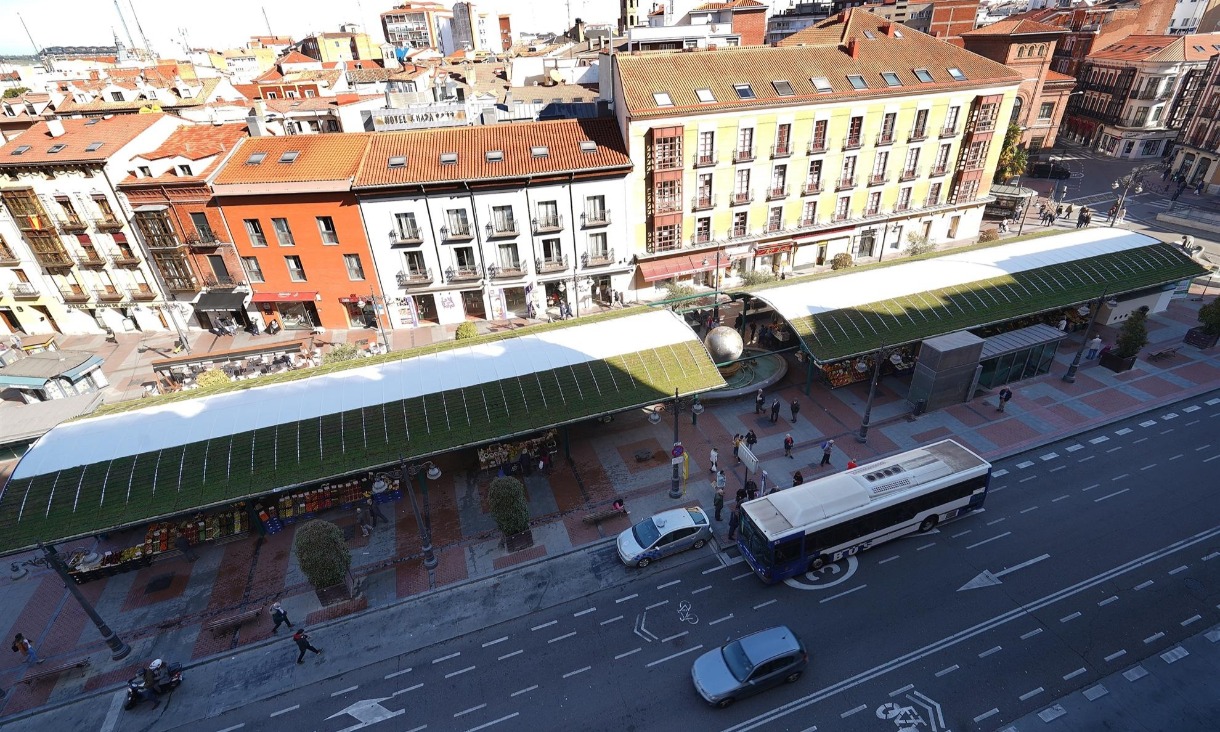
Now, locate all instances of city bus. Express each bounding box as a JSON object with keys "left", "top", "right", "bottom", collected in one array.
[{"left": 737, "top": 439, "right": 992, "bottom": 584}]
